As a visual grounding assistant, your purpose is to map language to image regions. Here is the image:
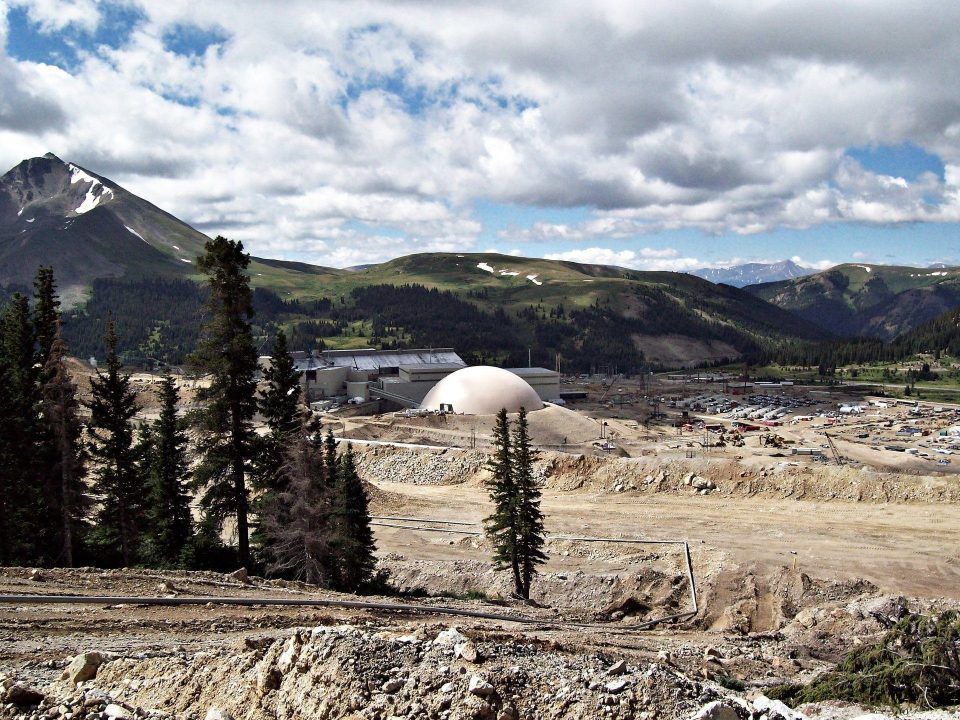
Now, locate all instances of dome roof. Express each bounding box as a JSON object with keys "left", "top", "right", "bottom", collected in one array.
[{"left": 420, "top": 366, "right": 544, "bottom": 415}]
